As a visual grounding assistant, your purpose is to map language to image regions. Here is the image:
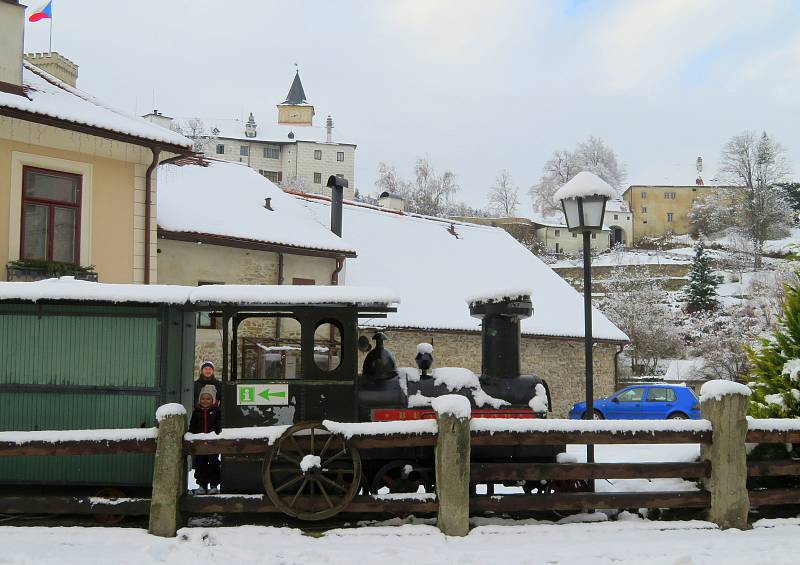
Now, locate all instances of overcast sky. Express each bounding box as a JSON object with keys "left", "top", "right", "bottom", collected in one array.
[{"left": 22, "top": 0, "right": 800, "bottom": 209}]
